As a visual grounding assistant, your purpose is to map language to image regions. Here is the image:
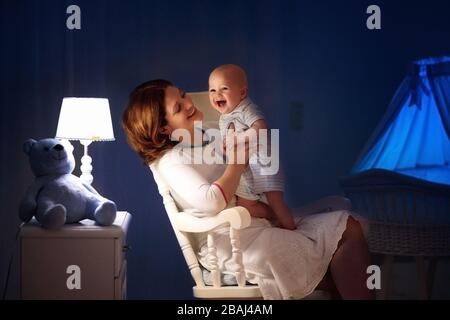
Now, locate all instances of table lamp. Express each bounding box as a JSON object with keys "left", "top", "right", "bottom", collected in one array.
[{"left": 55, "top": 97, "right": 115, "bottom": 185}]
